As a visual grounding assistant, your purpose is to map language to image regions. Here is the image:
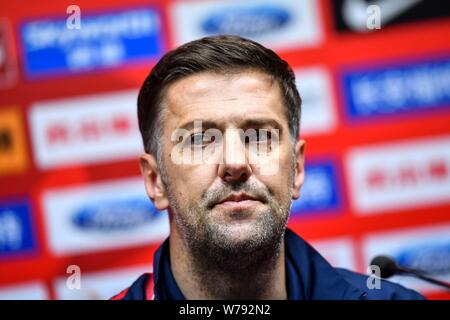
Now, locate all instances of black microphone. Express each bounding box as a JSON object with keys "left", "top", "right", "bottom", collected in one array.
[{"left": 370, "top": 255, "right": 450, "bottom": 291}]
